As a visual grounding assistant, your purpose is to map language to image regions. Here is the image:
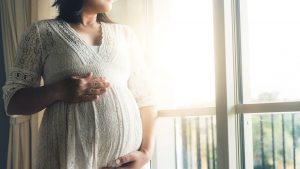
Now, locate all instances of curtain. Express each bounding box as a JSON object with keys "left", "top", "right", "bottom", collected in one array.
[{"left": 0, "top": 0, "right": 56, "bottom": 168}]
